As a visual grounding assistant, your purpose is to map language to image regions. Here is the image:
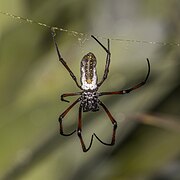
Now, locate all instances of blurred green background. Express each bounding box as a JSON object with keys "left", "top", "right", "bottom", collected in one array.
[{"left": 0, "top": 0, "right": 180, "bottom": 179}]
